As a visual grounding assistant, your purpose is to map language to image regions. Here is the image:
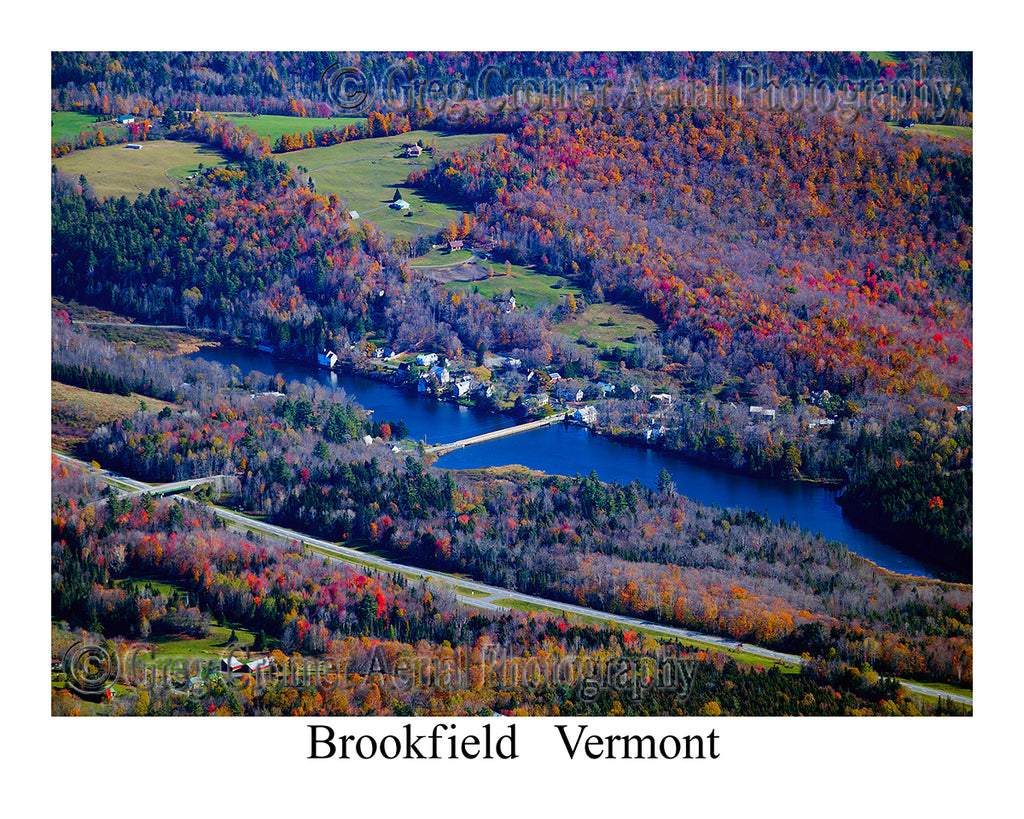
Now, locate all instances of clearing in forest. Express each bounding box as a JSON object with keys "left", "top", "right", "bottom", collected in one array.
[
  {"left": 52, "top": 140, "right": 231, "bottom": 199},
  {"left": 556, "top": 302, "right": 660, "bottom": 352},
  {"left": 444, "top": 261, "right": 584, "bottom": 308},
  {"left": 274, "top": 129, "right": 498, "bottom": 241},
  {"left": 212, "top": 112, "right": 365, "bottom": 144}
]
